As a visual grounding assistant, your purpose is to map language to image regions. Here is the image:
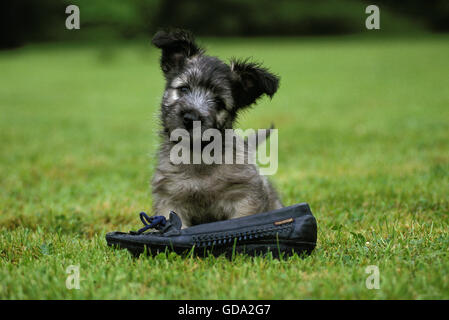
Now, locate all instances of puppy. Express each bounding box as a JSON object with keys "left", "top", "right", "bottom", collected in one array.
[{"left": 150, "top": 29, "right": 283, "bottom": 227}]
